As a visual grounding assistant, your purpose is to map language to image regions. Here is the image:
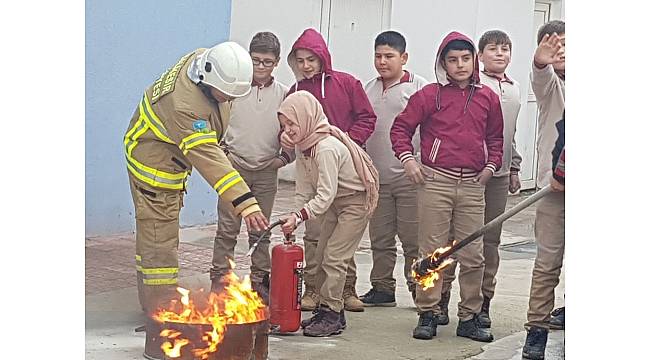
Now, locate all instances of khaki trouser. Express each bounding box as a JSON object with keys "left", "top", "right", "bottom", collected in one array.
[
  {"left": 304, "top": 214, "right": 358, "bottom": 291},
  {"left": 211, "top": 162, "right": 278, "bottom": 283},
  {"left": 368, "top": 177, "right": 419, "bottom": 293},
  {"left": 441, "top": 175, "right": 509, "bottom": 300},
  {"left": 314, "top": 192, "right": 370, "bottom": 312},
  {"left": 415, "top": 172, "right": 486, "bottom": 321},
  {"left": 129, "top": 175, "right": 184, "bottom": 315},
  {"left": 526, "top": 191, "right": 565, "bottom": 329}
]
